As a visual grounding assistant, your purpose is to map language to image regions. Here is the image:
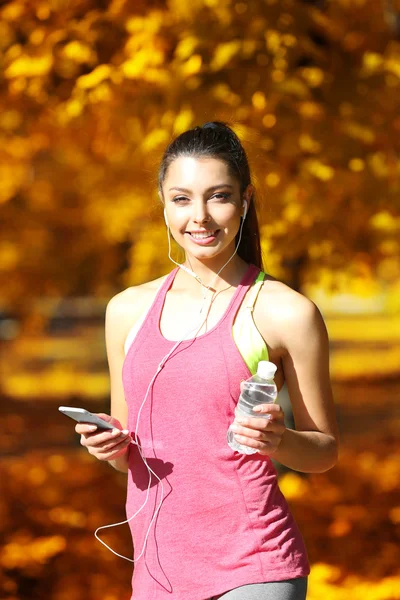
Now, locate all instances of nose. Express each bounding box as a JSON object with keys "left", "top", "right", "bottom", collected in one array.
[{"left": 192, "top": 200, "right": 211, "bottom": 224}]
